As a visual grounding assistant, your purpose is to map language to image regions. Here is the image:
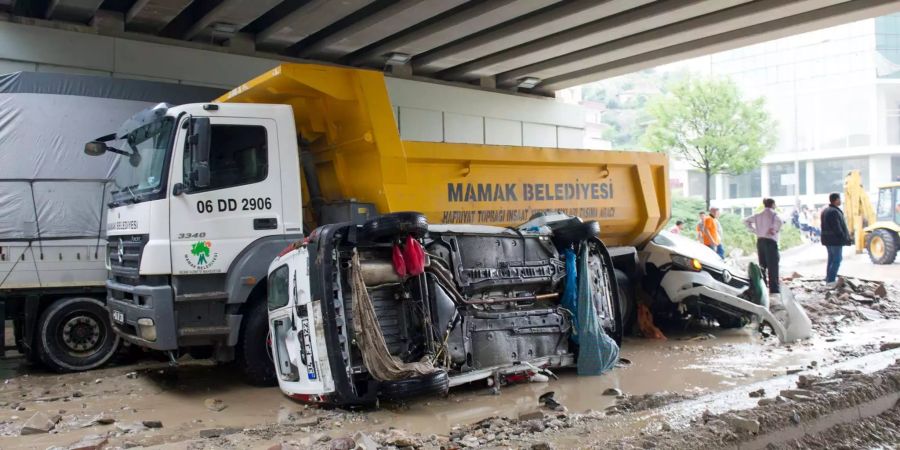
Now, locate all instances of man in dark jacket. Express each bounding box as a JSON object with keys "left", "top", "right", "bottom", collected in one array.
[{"left": 820, "top": 193, "right": 851, "bottom": 288}]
